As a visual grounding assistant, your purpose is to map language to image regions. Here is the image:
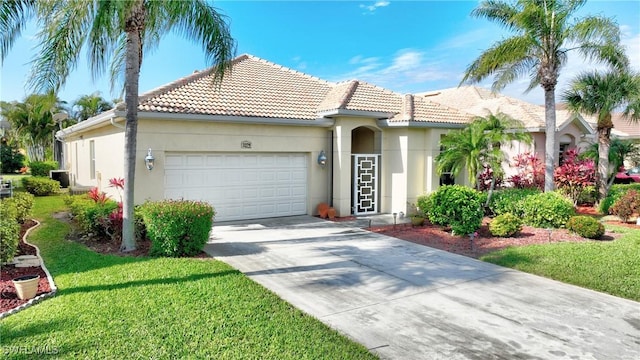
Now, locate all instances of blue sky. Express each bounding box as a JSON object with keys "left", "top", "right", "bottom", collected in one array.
[{"left": 1, "top": 0, "right": 639, "bottom": 107}]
